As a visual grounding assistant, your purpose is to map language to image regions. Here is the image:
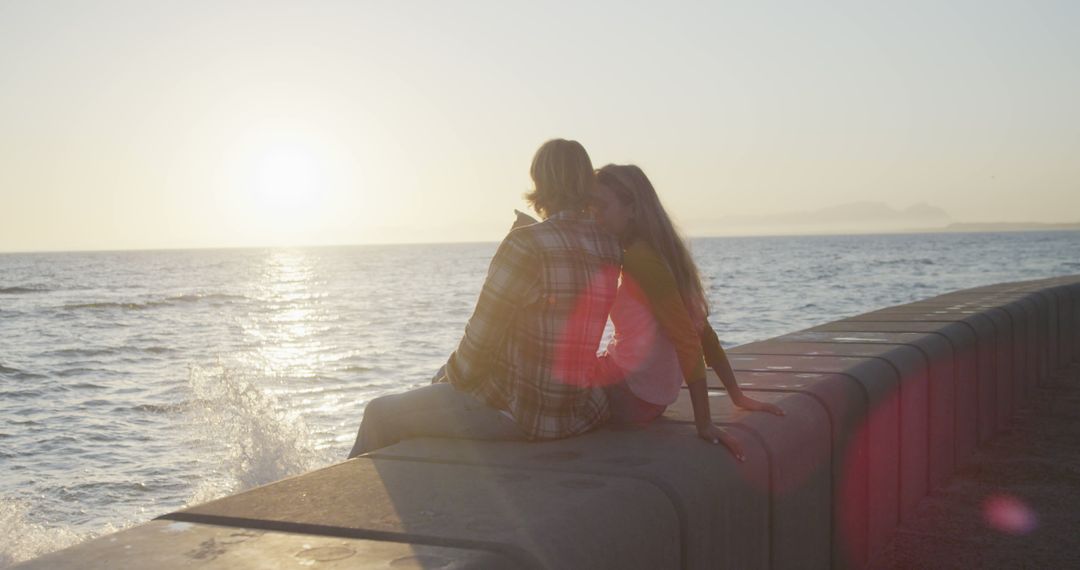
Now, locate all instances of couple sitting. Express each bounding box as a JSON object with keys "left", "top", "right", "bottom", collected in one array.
[{"left": 348, "top": 139, "right": 781, "bottom": 461}]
